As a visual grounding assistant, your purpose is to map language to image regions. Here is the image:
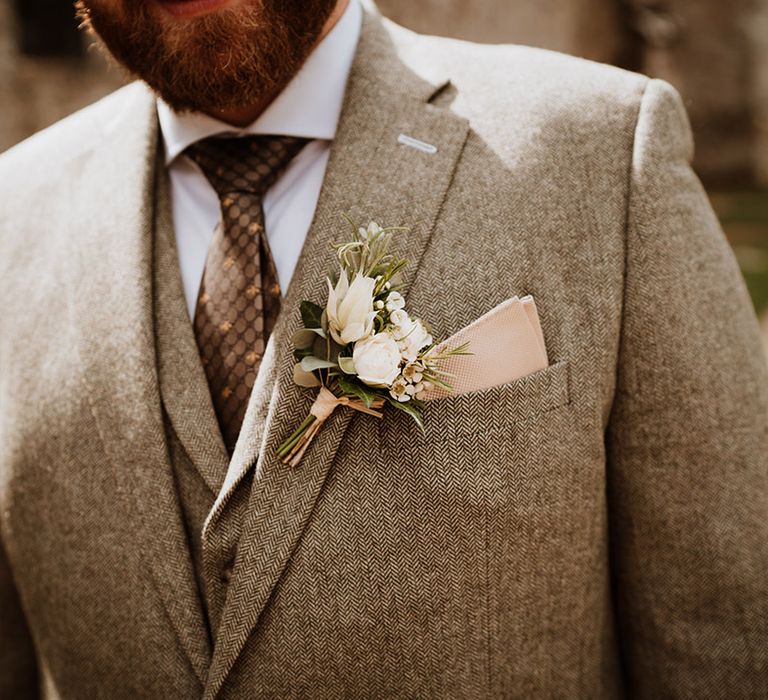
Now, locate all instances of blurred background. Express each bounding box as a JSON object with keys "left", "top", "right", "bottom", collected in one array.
[{"left": 1, "top": 0, "right": 767, "bottom": 351}]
